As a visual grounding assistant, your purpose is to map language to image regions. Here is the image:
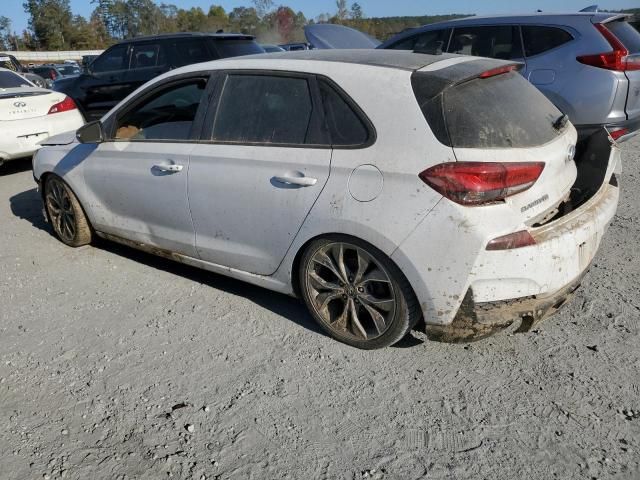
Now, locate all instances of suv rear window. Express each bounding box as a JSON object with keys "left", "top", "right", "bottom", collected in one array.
[
  {"left": 213, "top": 39, "right": 264, "bottom": 58},
  {"left": 522, "top": 26, "right": 574, "bottom": 56},
  {"left": 606, "top": 20, "right": 640, "bottom": 53},
  {"left": 413, "top": 71, "right": 566, "bottom": 148}
]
